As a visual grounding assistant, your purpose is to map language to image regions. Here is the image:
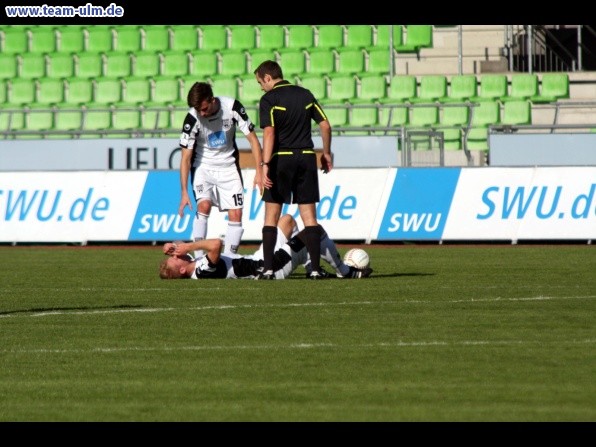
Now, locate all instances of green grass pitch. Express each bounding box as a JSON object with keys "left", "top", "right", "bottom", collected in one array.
[{"left": 0, "top": 243, "right": 594, "bottom": 422}]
